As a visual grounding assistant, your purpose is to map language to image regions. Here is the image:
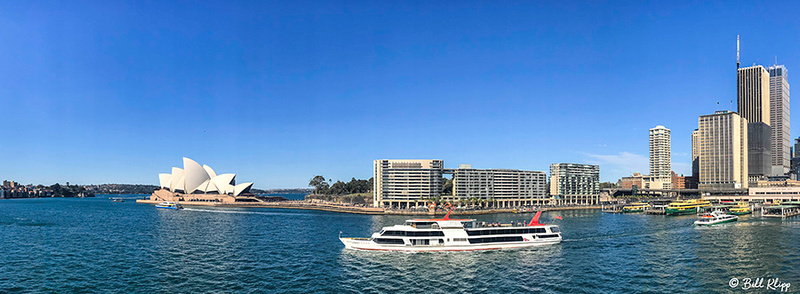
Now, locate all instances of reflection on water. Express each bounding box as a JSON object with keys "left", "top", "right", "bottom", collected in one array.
[{"left": 1, "top": 198, "right": 800, "bottom": 293}]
